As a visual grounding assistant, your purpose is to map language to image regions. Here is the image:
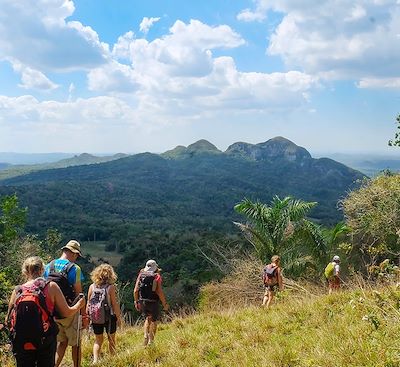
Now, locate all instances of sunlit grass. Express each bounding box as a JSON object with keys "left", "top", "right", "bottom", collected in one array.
[{"left": 4, "top": 285, "right": 400, "bottom": 366}]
